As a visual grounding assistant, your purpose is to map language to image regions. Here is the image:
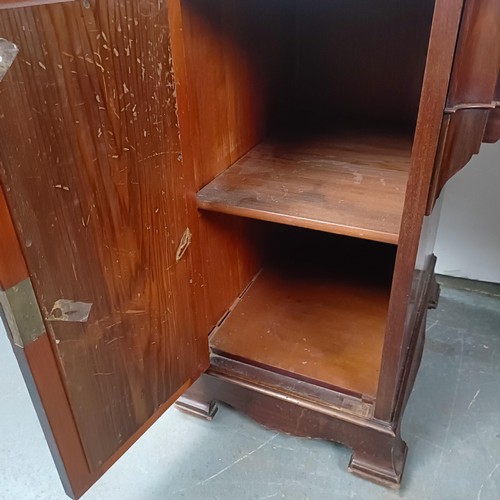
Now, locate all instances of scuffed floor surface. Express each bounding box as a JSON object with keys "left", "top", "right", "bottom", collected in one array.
[{"left": 0, "top": 277, "right": 499, "bottom": 499}]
